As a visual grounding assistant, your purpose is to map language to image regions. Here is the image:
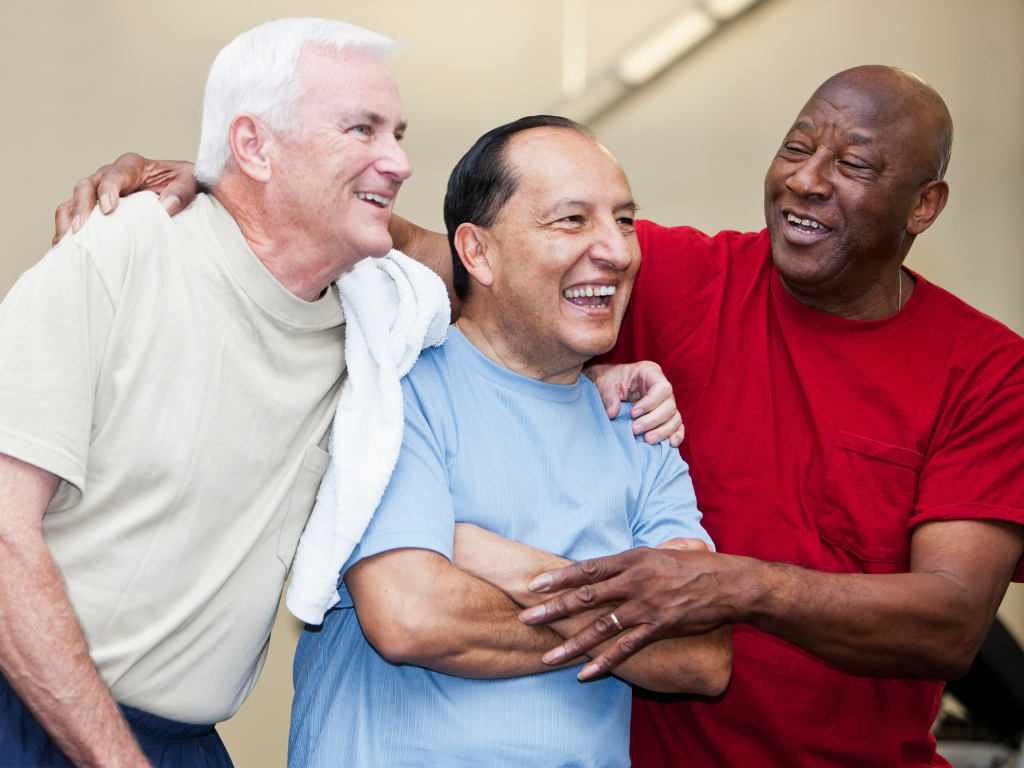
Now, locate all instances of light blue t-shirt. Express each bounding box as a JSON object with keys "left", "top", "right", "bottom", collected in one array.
[{"left": 289, "top": 329, "right": 711, "bottom": 768}]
